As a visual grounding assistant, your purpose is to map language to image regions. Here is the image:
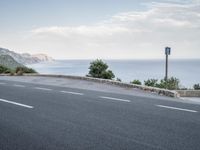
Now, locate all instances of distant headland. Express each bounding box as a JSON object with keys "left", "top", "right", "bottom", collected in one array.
[{"left": 0, "top": 47, "right": 53, "bottom": 65}]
